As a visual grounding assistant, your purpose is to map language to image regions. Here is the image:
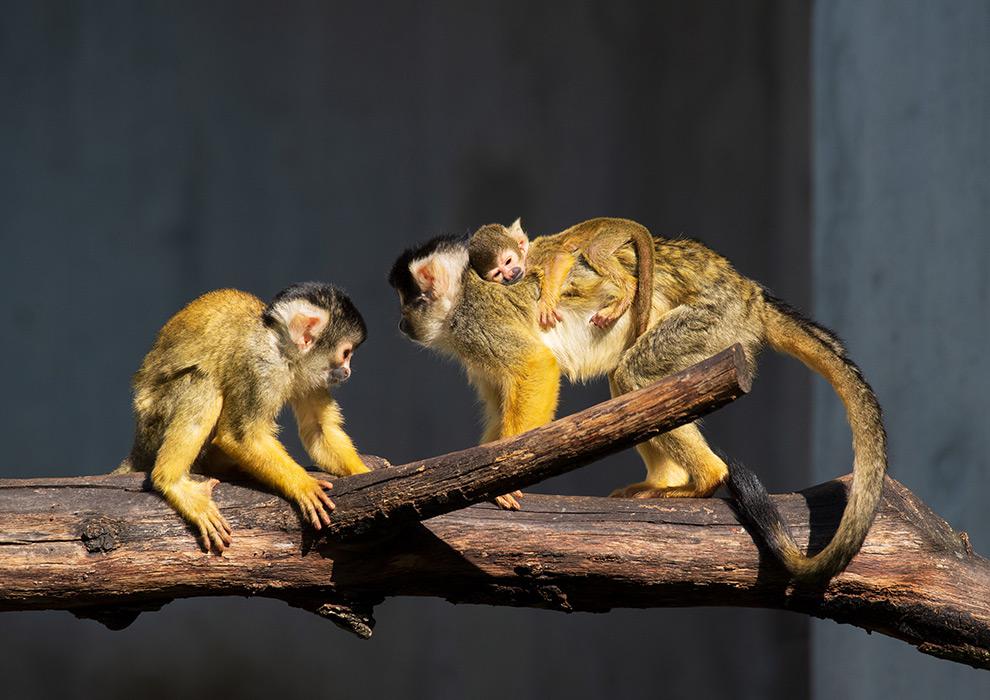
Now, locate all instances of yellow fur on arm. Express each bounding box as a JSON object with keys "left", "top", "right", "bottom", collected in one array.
[{"left": 292, "top": 391, "right": 369, "bottom": 476}]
